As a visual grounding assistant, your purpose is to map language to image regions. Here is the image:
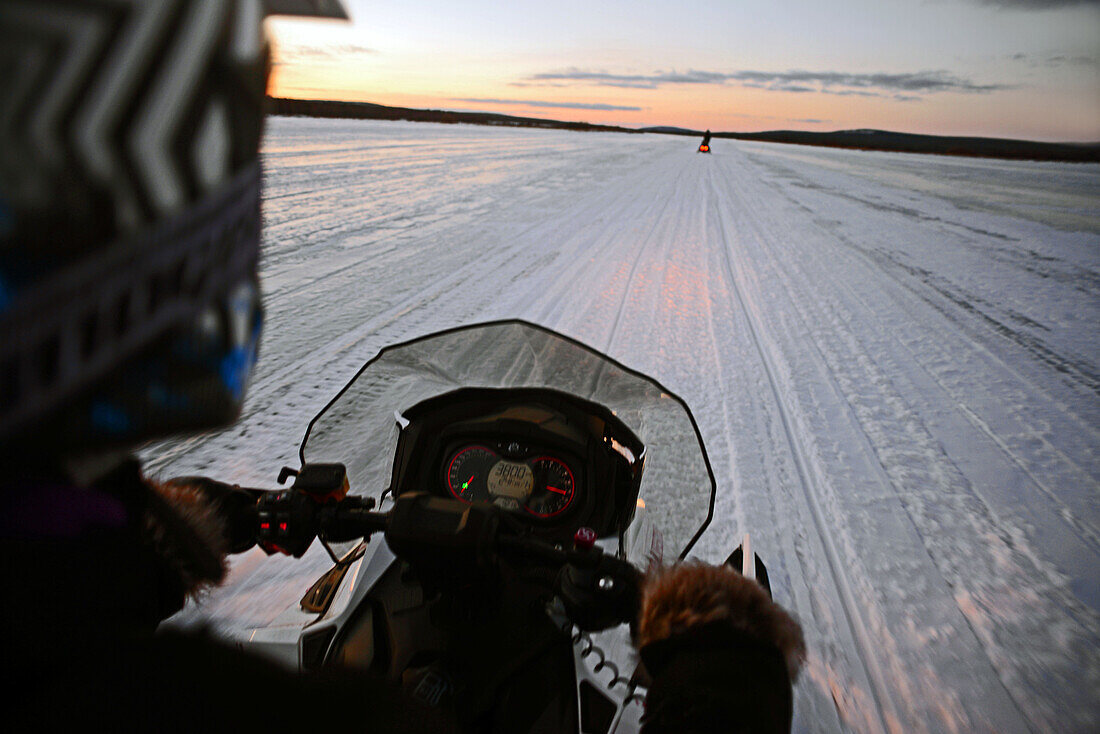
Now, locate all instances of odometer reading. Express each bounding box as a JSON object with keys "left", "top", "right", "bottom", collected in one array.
[{"left": 487, "top": 461, "right": 534, "bottom": 499}]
